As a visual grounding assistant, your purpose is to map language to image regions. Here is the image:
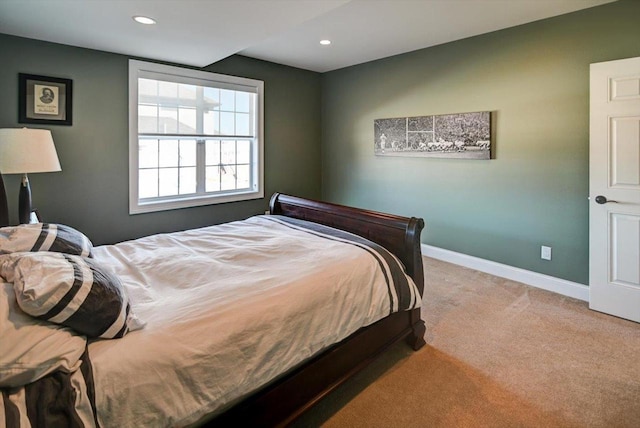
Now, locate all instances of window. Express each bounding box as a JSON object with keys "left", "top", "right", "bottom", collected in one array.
[{"left": 129, "top": 60, "right": 264, "bottom": 214}]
